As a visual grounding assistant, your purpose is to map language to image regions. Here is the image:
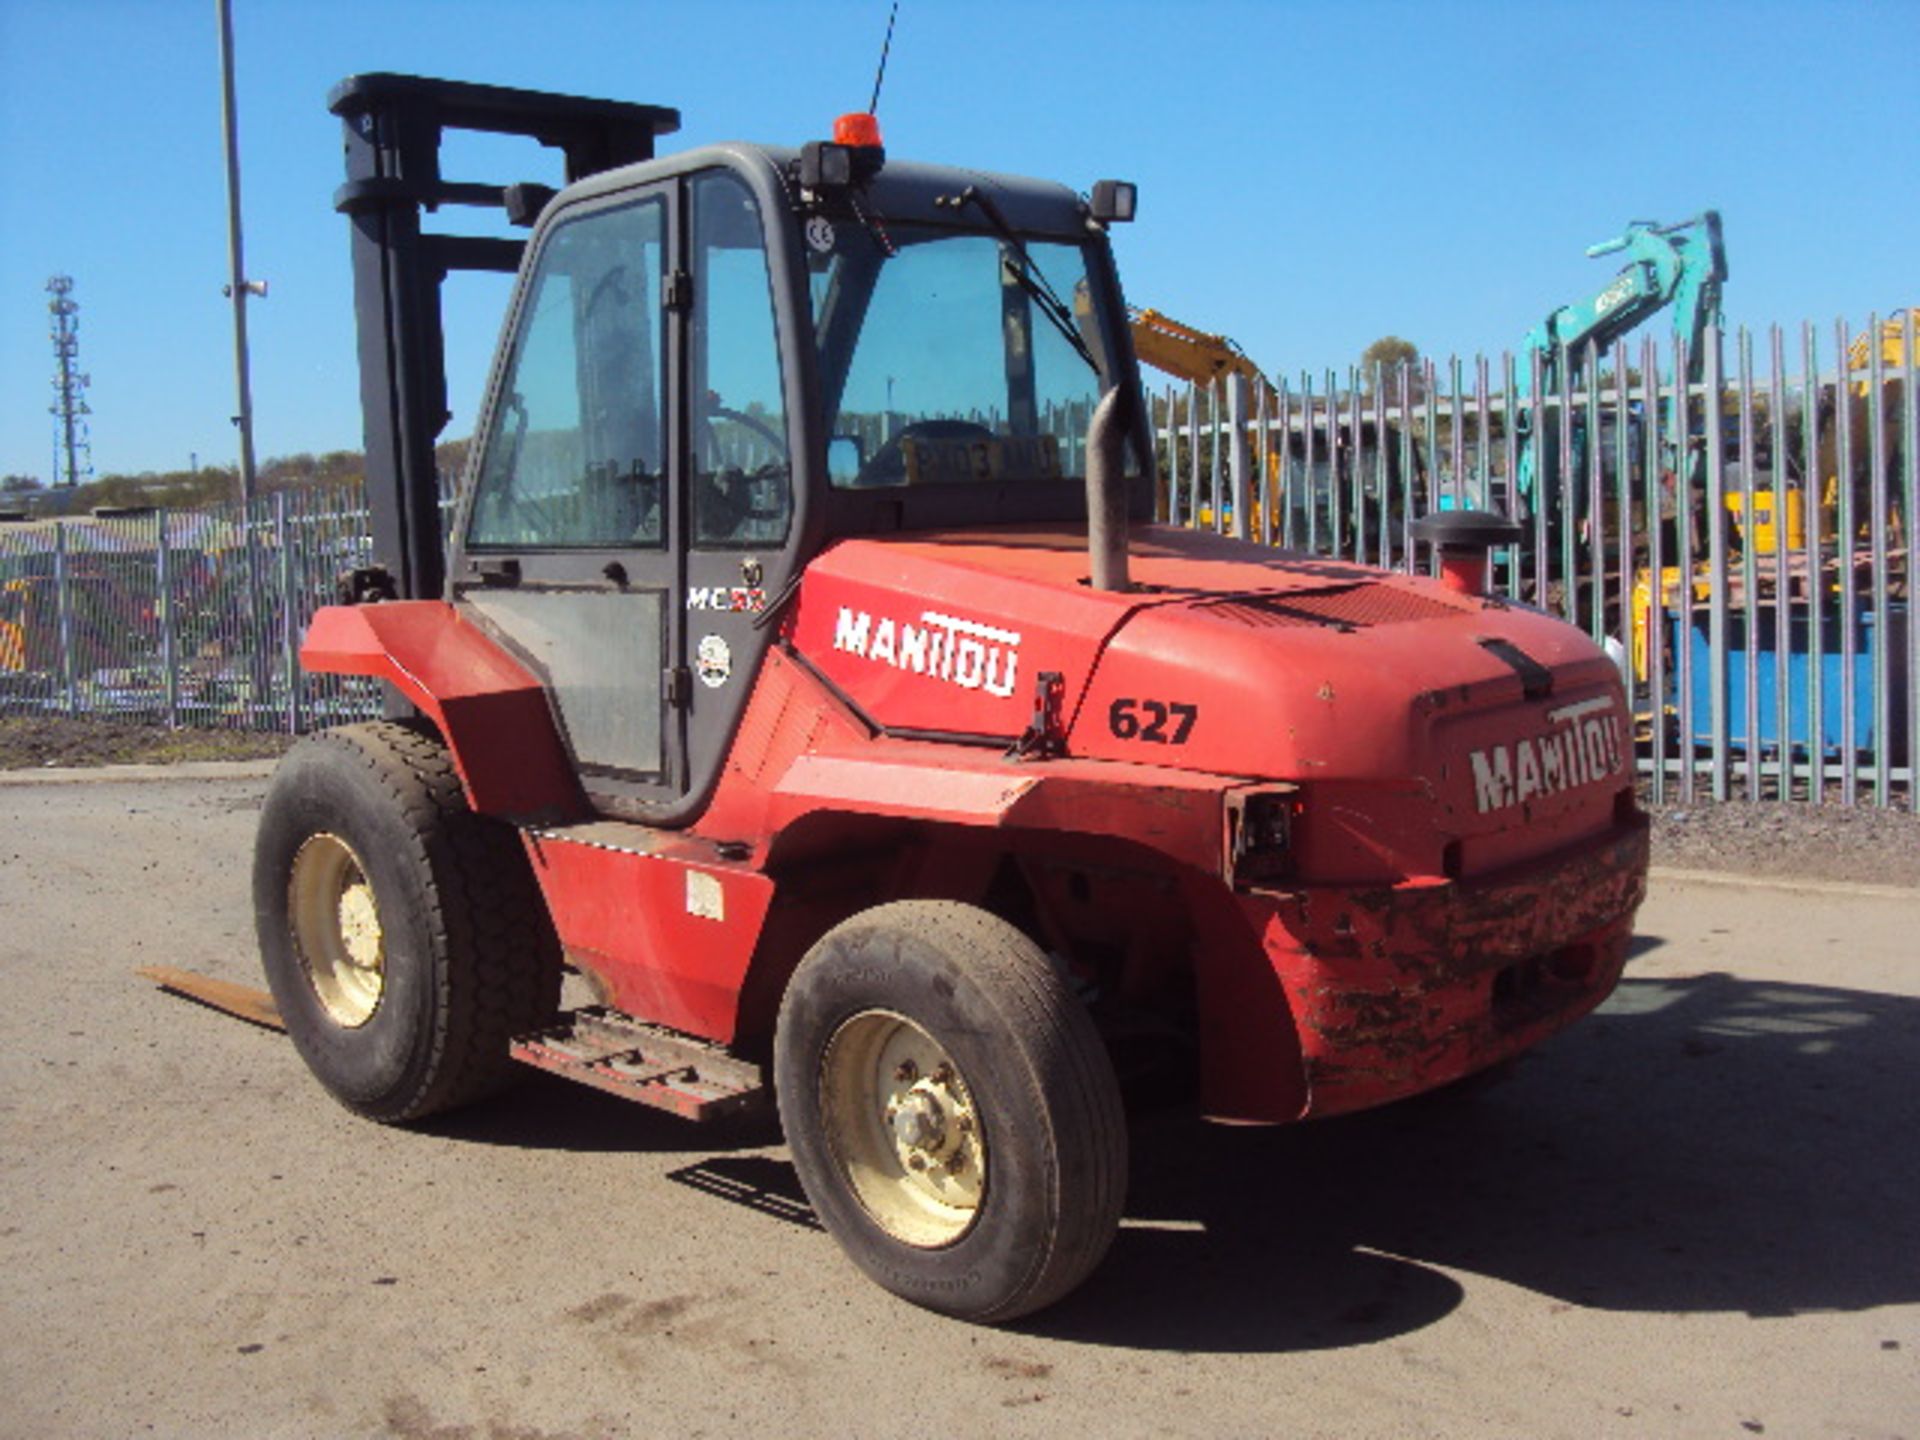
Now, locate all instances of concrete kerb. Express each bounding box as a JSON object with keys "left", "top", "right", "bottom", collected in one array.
[
  {"left": 0, "top": 759, "right": 281, "bottom": 786},
  {"left": 1646, "top": 865, "right": 1920, "bottom": 902}
]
